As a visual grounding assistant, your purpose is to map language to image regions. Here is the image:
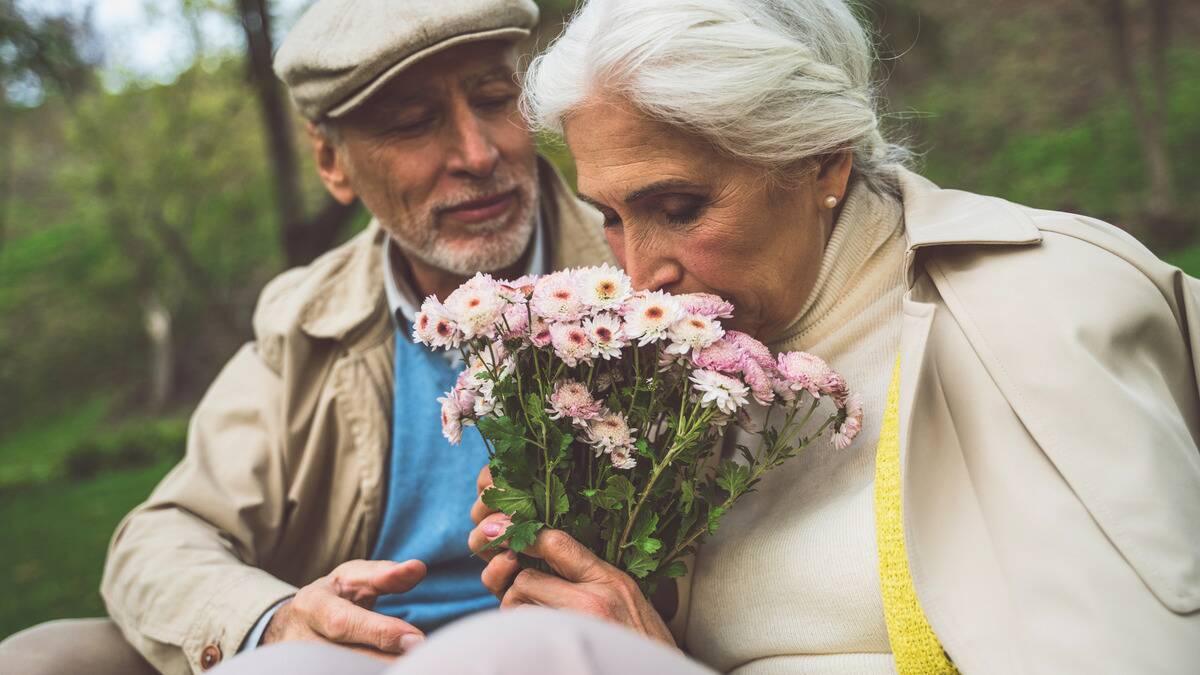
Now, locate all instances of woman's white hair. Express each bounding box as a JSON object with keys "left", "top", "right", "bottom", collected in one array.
[{"left": 523, "top": 0, "right": 908, "bottom": 195}]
